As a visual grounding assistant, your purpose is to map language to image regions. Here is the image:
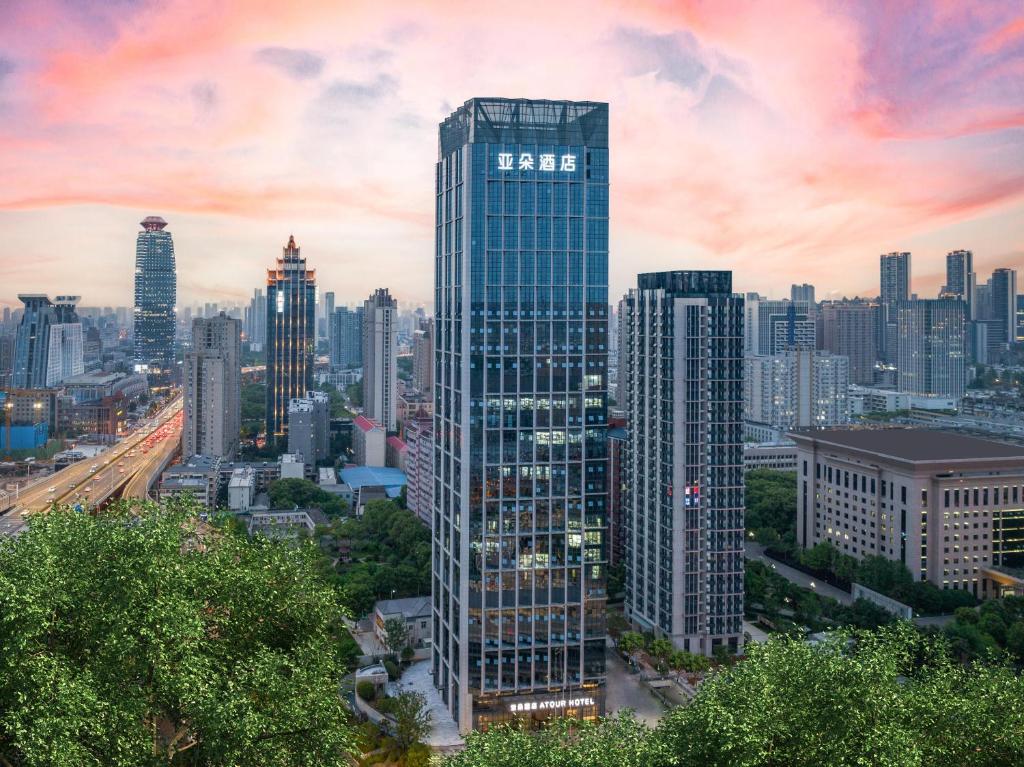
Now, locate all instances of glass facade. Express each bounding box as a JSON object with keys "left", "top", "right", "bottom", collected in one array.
[
  {"left": 623, "top": 271, "right": 745, "bottom": 654},
  {"left": 432, "top": 98, "right": 609, "bottom": 733},
  {"left": 265, "top": 236, "right": 316, "bottom": 440},
  {"left": 133, "top": 216, "right": 177, "bottom": 370}
]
